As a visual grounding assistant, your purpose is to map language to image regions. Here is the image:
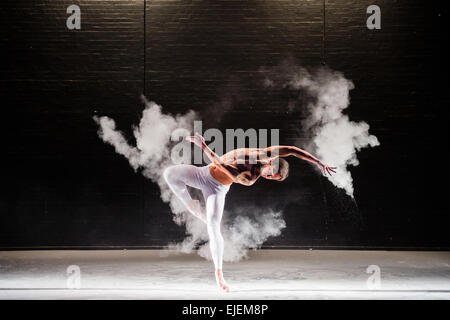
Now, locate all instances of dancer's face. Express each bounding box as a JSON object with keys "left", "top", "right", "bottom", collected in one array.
[{"left": 260, "top": 163, "right": 282, "bottom": 180}]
